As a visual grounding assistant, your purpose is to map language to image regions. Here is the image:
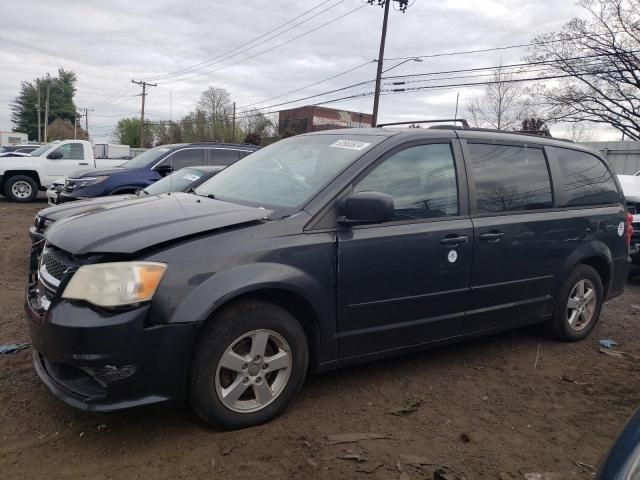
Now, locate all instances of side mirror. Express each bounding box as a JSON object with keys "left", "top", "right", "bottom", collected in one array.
[
  {"left": 47, "top": 151, "right": 63, "bottom": 160},
  {"left": 338, "top": 191, "right": 394, "bottom": 226},
  {"left": 155, "top": 164, "right": 173, "bottom": 176}
]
